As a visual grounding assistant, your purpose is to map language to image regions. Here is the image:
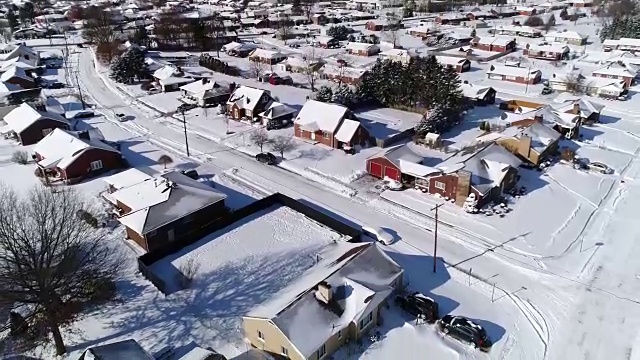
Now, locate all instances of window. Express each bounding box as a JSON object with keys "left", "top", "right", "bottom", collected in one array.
[
  {"left": 338, "top": 329, "right": 343, "bottom": 339},
  {"left": 322, "top": 131, "right": 330, "bottom": 139},
  {"left": 359, "top": 311, "right": 373, "bottom": 329},
  {"left": 281, "top": 346, "right": 288, "bottom": 356},
  {"left": 317, "top": 344, "right": 326, "bottom": 358},
  {"left": 257, "top": 330, "right": 264, "bottom": 341},
  {"left": 90, "top": 160, "right": 103, "bottom": 171},
  {"left": 435, "top": 181, "right": 446, "bottom": 190},
  {"left": 506, "top": 75, "right": 517, "bottom": 81}
]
